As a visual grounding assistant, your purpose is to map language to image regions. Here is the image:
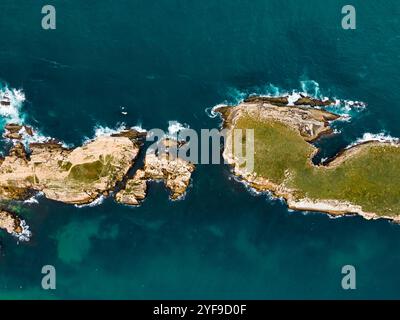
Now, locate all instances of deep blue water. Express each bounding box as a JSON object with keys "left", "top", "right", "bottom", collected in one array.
[{"left": 0, "top": 0, "right": 399, "bottom": 299}]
